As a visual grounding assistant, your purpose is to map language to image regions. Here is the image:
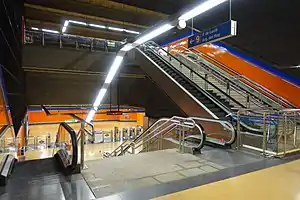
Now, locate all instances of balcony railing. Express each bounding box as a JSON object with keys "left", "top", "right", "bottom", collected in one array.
[{"left": 24, "top": 30, "right": 123, "bottom": 52}]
